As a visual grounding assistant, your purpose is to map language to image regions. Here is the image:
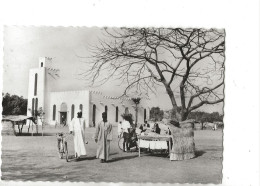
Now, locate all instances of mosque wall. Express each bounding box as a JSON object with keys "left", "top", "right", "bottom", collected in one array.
[
  {"left": 49, "top": 90, "right": 90, "bottom": 127},
  {"left": 27, "top": 57, "right": 151, "bottom": 128}
]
